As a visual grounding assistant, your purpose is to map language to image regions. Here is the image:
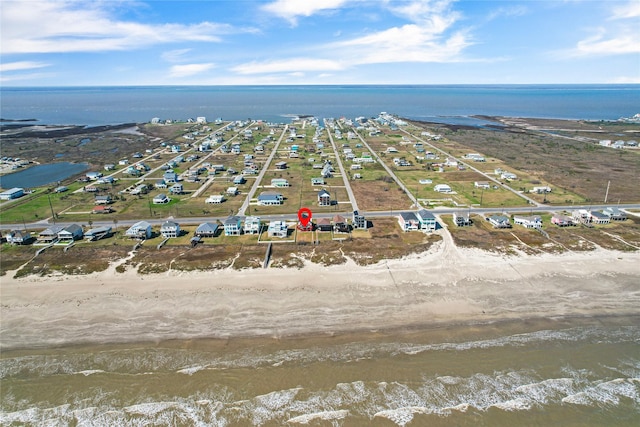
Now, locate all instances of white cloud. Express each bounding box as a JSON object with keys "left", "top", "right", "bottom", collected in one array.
[
  {"left": 574, "top": 28, "right": 640, "bottom": 55},
  {"left": 569, "top": 2, "right": 640, "bottom": 57},
  {"left": 261, "top": 0, "right": 348, "bottom": 25},
  {"left": 608, "top": 75, "right": 640, "bottom": 84},
  {"left": 0, "top": 1, "right": 241, "bottom": 54},
  {"left": 0, "top": 61, "right": 50, "bottom": 72},
  {"left": 333, "top": 24, "right": 471, "bottom": 64},
  {"left": 610, "top": 1, "right": 640, "bottom": 19},
  {"left": 161, "top": 49, "right": 193, "bottom": 63},
  {"left": 169, "top": 63, "right": 216, "bottom": 78},
  {"left": 231, "top": 58, "right": 344, "bottom": 75}
]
